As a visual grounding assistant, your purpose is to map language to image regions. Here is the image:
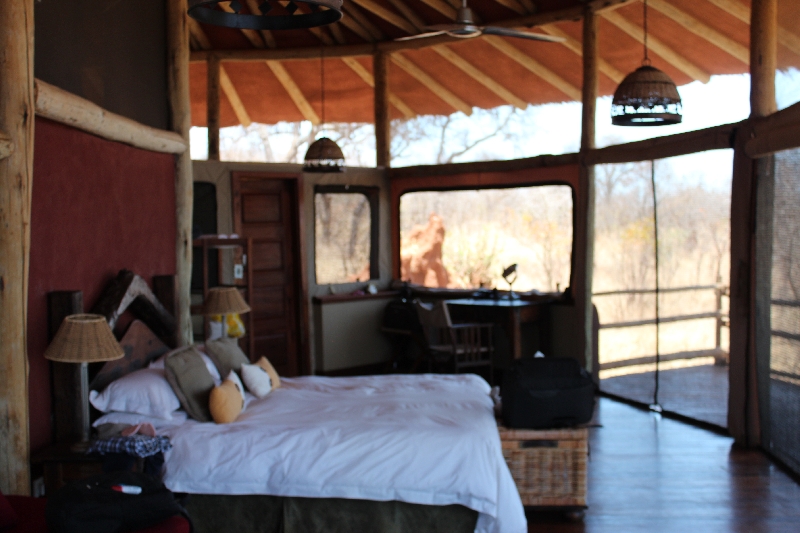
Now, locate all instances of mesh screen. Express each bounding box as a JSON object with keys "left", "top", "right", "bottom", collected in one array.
[
  {"left": 595, "top": 152, "right": 732, "bottom": 428},
  {"left": 768, "top": 147, "right": 800, "bottom": 475},
  {"left": 314, "top": 192, "right": 372, "bottom": 284}
]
